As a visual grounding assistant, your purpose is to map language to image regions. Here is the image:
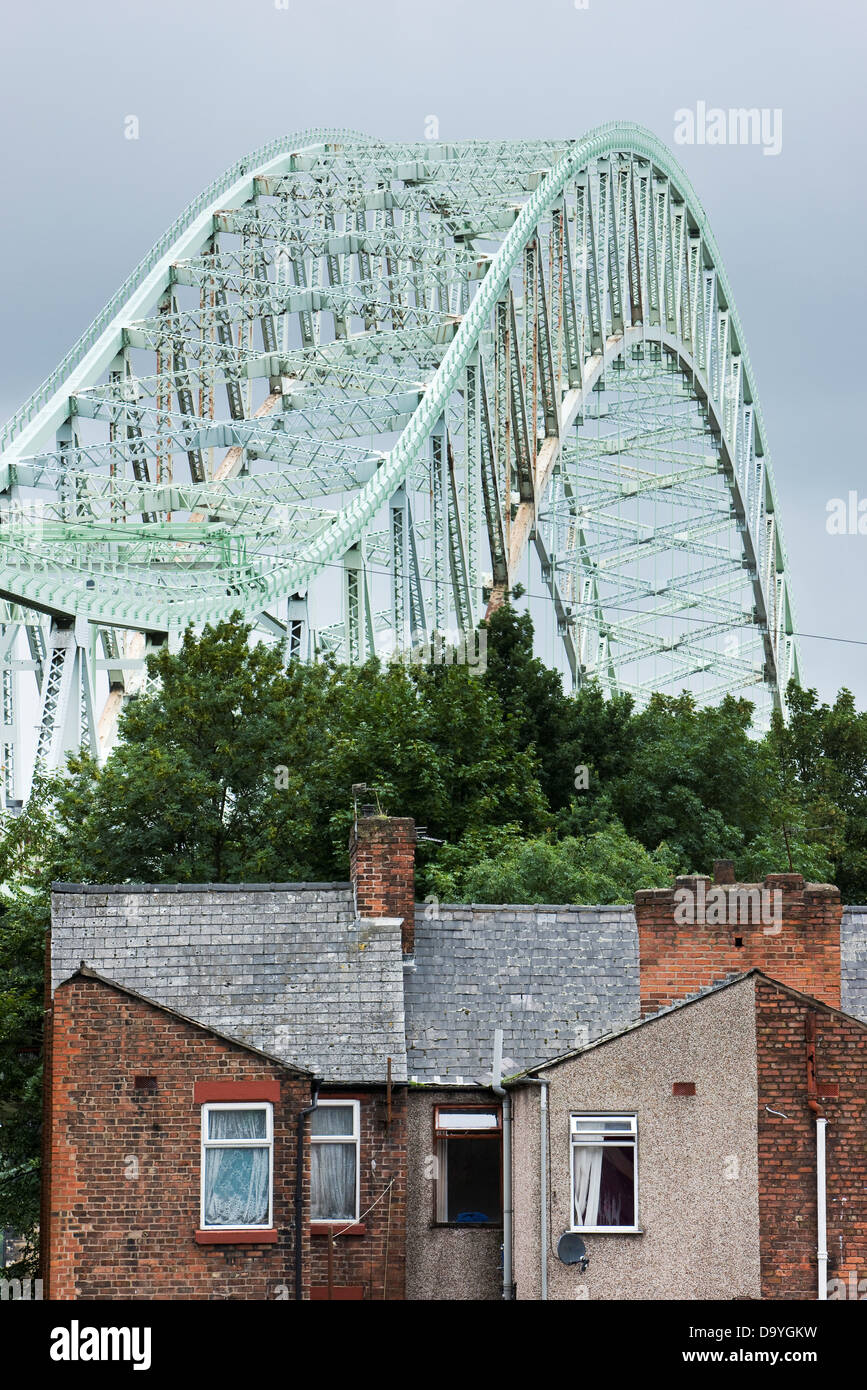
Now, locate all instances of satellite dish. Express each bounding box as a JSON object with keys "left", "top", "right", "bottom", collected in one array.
[{"left": 557, "top": 1232, "right": 589, "bottom": 1270}]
